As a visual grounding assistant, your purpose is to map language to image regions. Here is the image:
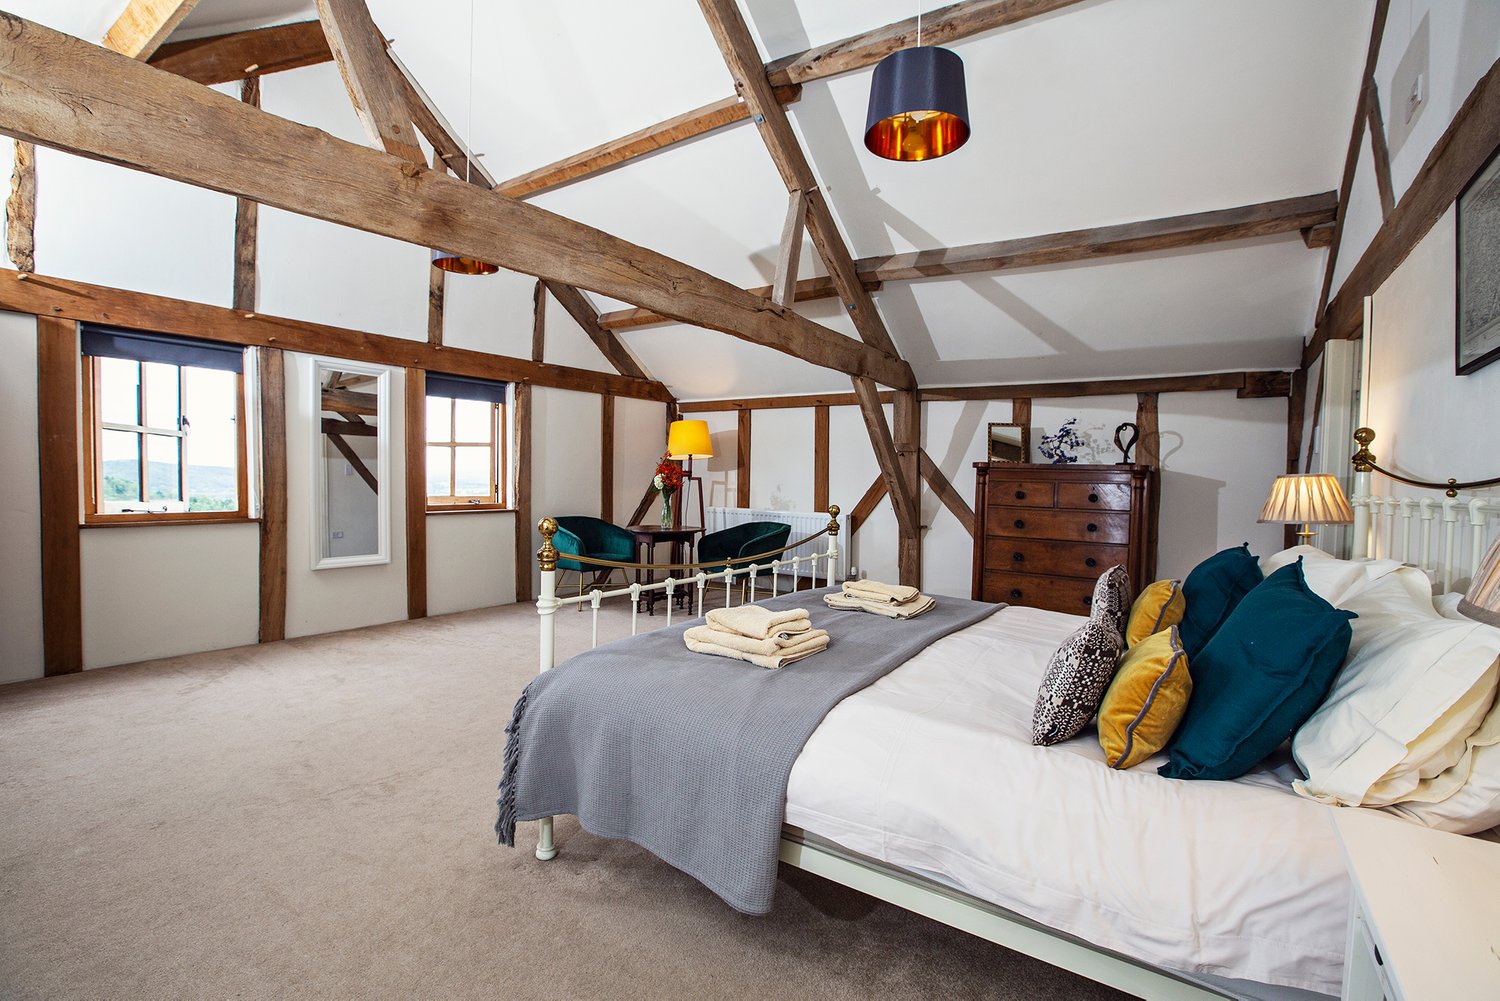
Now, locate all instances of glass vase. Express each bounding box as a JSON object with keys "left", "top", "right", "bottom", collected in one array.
[{"left": 659, "top": 492, "right": 674, "bottom": 529}]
